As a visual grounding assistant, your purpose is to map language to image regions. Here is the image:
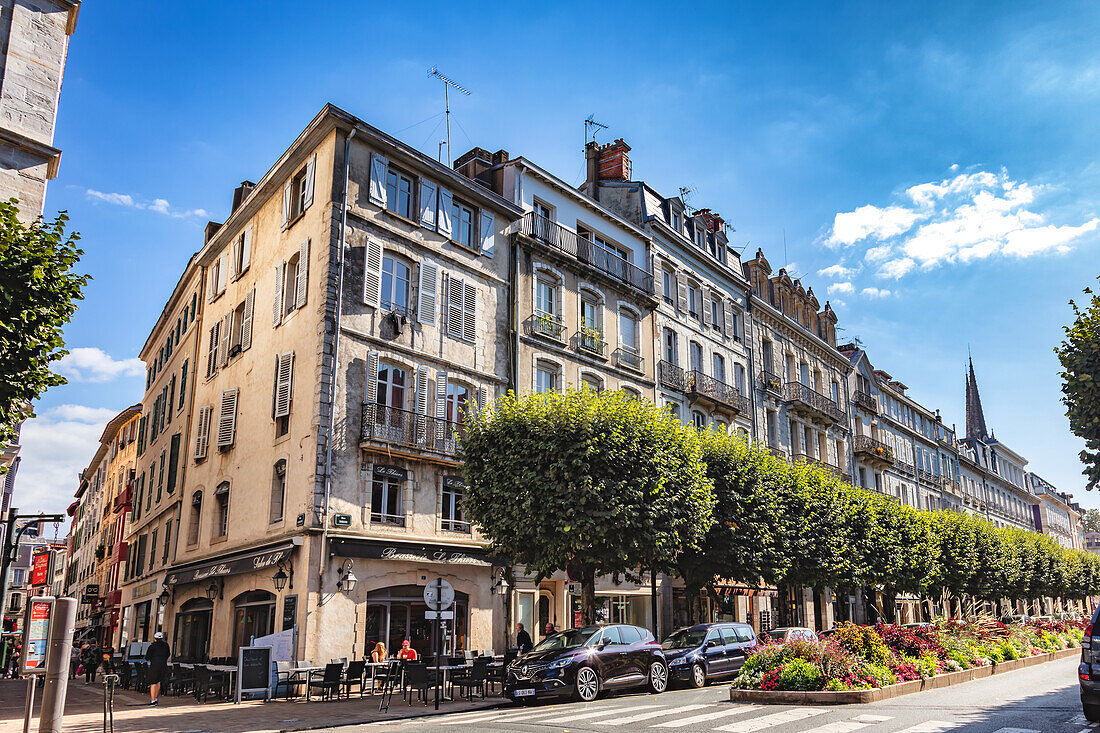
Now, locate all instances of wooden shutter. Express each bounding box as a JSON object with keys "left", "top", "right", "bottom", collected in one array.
[
  {"left": 435, "top": 372, "right": 448, "bottom": 421},
  {"left": 363, "top": 237, "right": 383, "bottom": 307},
  {"left": 273, "top": 352, "right": 294, "bottom": 418},
  {"left": 216, "top": 254, "right": 228, "bottom": 295},
  {"left": 215, "top": 389, "right": 239, "bottom": 448},
  {"left": 417, "top": 260, "right": 438, "bottom": 325},
  {"left": 702, "top": 294, "right": 712, "bottom": 328},
  {"left": 479, "top": 210, "right": 495, "bottom": 257},
  {"left": 207, "top": 261, "right": 218, "bottom": 302},
  {"left": 676, "top": 272, "right": 689, "bottom": 313},
  {"left": 281, "top": 181, "right": 292, "bottom": 230},
  {"left": 206, "top": 321, "right": 220, "bottom": 378},
  {"left": 218, "top": 312, "right": 232, "bottom": 366},
  {"left": 303, "top": 154, "right": 316, "bottom": 211},
  {"left": 240, "top": 288, "right": 255, "bottom": 351},
  {"left": 240, "top": 227, "right": 251, "bottom": 273},
  {"left": 725, "top": 301, "right": 736, "bottom": 339},
  {"left": 477, "top": 385, "right": 489, "bottom": 414},
  {"left": 366, "top": 351, "right": 380, "bottom": 404},
  {"left": 462, "top": 281, "right": 477, "bottom": 342},
  {"left": 229, "top": 239, "right": 240, "bottom": 281},
  {"left": 419, "top": 178, "right": 437, "bottom": 229},
  {"left": 273, "top": 261, "right": 285, "bottom": 326},
  {"left": 437, "top": 187, "right": 453, "bottom": 237},
  {"left": 295, "top": 239, "right": 309, "bottom": 309},
  {"left": 447, "top": 276, "right": 463, "bottom": 339},
  {"left": 368, "top": 152, "right": 387, "bottom": 206},
  {"left": 166, "top": 434, "right": 180, "bottom": 492},
  {"left": 193, "top": 405, "right": 212, "bottom": 460},
  {"left": 416, "top": 367, "right": 429, "bottom": 415}
]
